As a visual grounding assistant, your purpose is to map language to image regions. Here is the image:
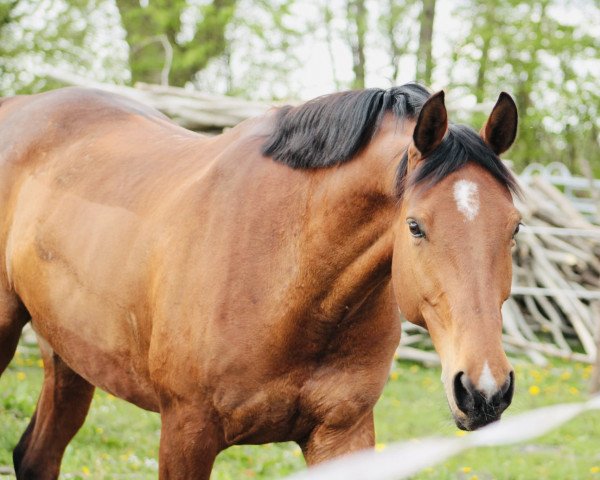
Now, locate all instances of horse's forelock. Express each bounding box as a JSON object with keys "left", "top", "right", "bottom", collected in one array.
[{"left": 395, "top": 124, "right": 520, "bottom": 199}]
